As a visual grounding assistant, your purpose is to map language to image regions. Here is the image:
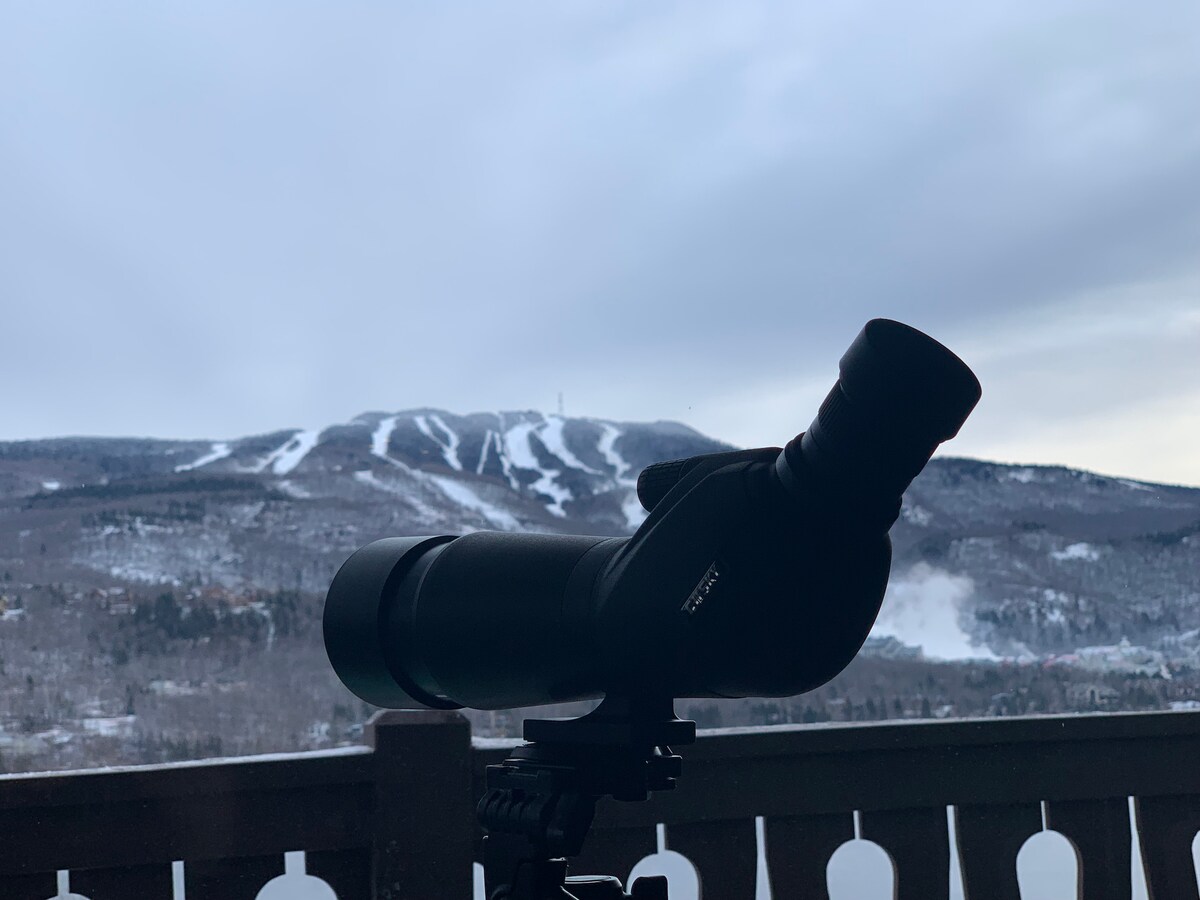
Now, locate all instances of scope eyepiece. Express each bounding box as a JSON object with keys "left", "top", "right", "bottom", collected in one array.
[{"left": 776, "top": 319, "right": 981, "bottom": 527}]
